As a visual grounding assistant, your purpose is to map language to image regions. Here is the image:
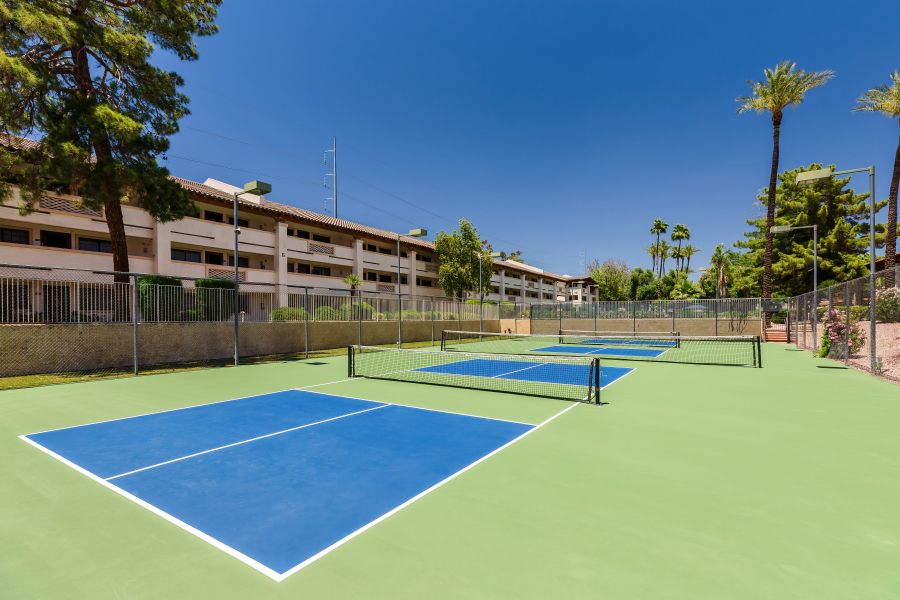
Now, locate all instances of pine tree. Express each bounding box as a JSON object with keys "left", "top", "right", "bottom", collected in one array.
[
  {"left": 734, "top": 164, "right": 887, "bottom": 297},
  {"left": 0, "top": 0, "right": 222, "bottom": 283}
]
